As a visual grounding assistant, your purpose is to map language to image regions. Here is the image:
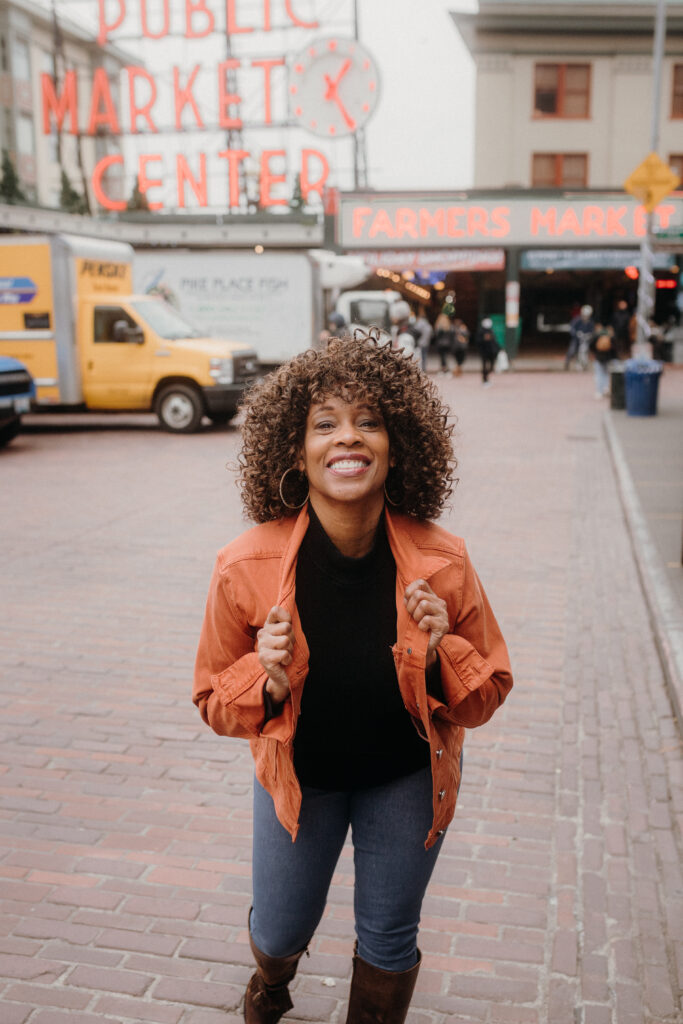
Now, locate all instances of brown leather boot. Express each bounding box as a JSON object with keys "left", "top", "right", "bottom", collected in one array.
[
  {"left": 345, "top": 947, "right": 421, "bottom": 1023},
  {"left": 244, "top": 929, "right": 306, "bottom": 1024}
]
